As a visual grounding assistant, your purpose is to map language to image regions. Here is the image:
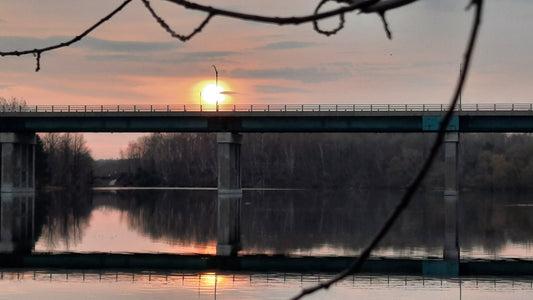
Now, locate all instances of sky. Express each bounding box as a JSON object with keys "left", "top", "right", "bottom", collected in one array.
[{"left": 1, "top": 0, "right": 533, "bottom": 159}]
